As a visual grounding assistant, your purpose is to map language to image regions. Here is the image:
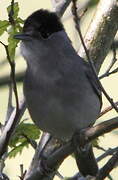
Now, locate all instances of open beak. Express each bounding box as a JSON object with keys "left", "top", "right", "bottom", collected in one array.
[{"left": 14, "top": 33, "right": 32, "bottom": 41}]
